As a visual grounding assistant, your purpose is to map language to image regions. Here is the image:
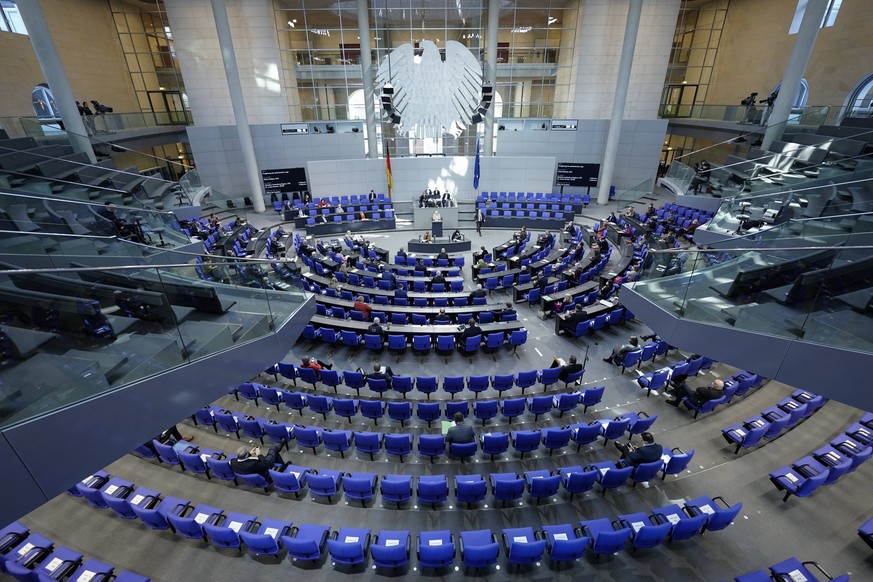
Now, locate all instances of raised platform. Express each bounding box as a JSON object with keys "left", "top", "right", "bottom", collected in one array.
[
  {"left": 413, "top": 206, "right": 458, "bottom": 228},
  {"left": 304, "top": 218, "right": 396, "bottom": 236},
  {"left": 407, "top": 237, "right": 471, "bottom": 254}
]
